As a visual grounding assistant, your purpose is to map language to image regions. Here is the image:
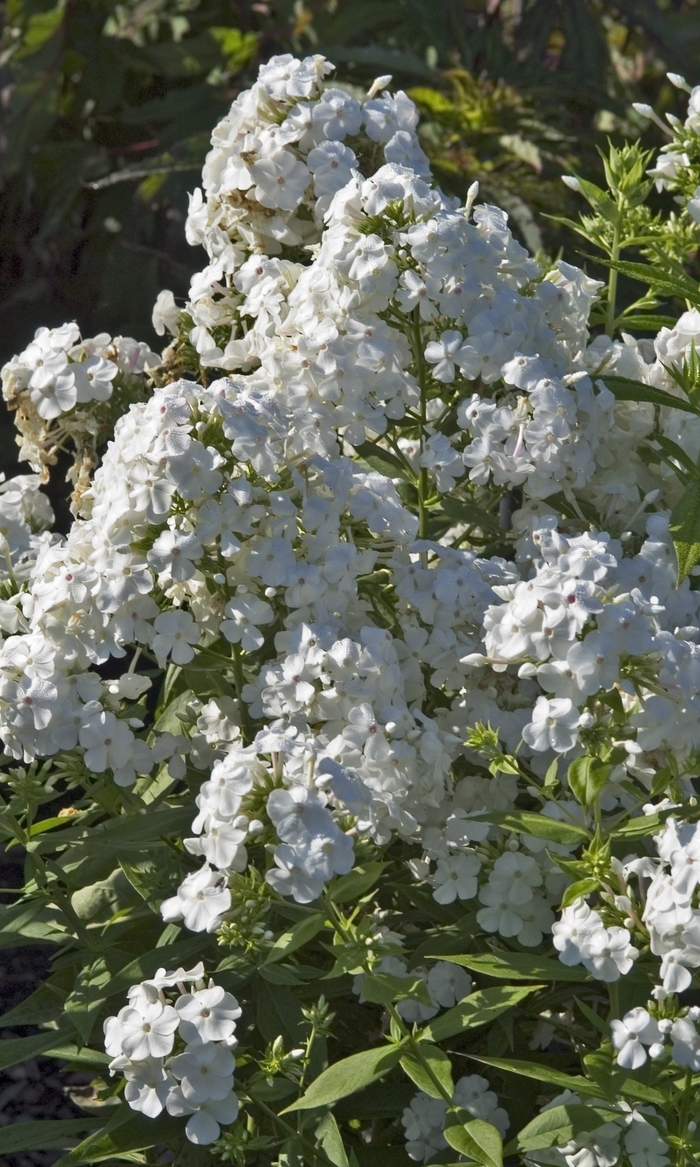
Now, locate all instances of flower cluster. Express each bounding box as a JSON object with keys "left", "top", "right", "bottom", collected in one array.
[
  {"left": 10, "top": 51, "right": 700, "bottom": 1166},
  {"left": 523, "top": 1091, "right": 670, "bottom": 1167},
  {"left": 1, "top": 323, "right": 158, "bottom": 505},
  {"left": 402, "top": 1074, "right": 510, "bottom": 1163},
  {"left": 104, "top": 963, "right": 241, "bottom": 1145}
]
